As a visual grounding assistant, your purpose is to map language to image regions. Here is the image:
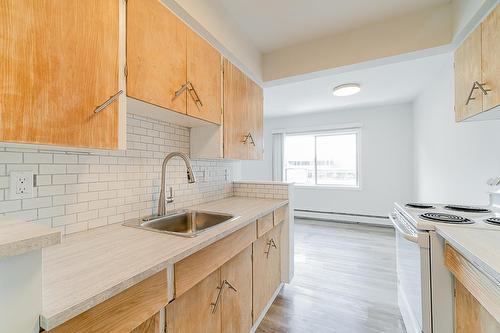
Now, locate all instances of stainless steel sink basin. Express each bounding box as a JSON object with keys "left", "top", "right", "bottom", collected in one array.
[{"left": 123, "top": 210, "right": 239, "bottom": 237}]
